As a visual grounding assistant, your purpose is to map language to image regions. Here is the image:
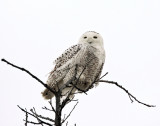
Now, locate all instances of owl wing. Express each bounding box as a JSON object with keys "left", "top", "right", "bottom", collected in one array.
[
  {"left": 47, "top": 44, "right": 85, "bottom": 87},
  {"left": 53, "top": 44, "right": 84, "bottom": 70}
]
